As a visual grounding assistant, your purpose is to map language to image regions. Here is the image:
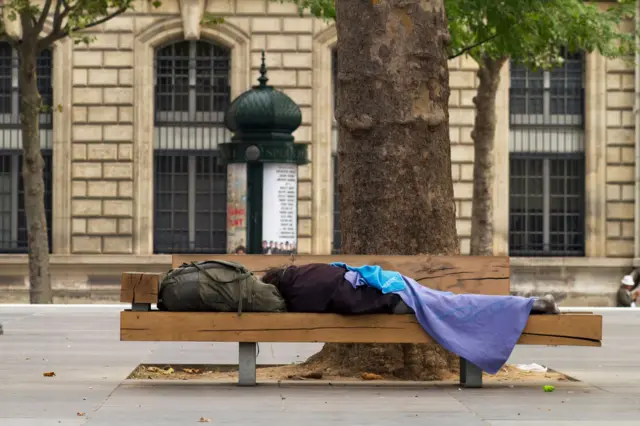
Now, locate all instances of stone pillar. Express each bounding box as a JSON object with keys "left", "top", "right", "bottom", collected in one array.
[
  {"left": 70, "top": 20, "right": 135, "bottom": 254},
  {"left": 601, "top": 55, "right": 635, "bottom": 257}
]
